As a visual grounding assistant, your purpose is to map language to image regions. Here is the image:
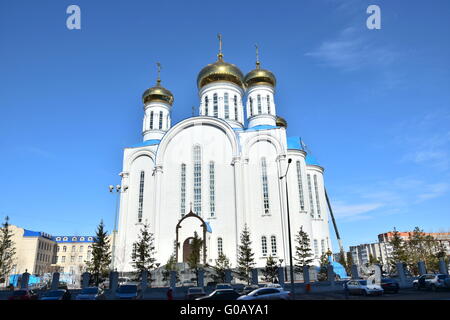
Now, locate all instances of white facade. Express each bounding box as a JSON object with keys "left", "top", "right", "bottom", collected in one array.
[{"left": 114, "top": 56, "right": 333, "bottom": 272}]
